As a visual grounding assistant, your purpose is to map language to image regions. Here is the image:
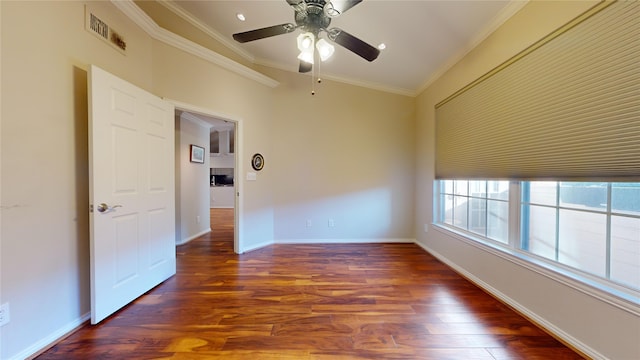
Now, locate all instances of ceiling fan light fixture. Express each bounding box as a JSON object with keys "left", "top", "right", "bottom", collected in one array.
[
  {"left": 316, "top": 38, "right": 335, "bottom": 61},
  {"left": 297, "top": 32, "right": 315, "bottom": 51},
  {"left": 297, "top": 50, "right": 314, "bottom": 64}
]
